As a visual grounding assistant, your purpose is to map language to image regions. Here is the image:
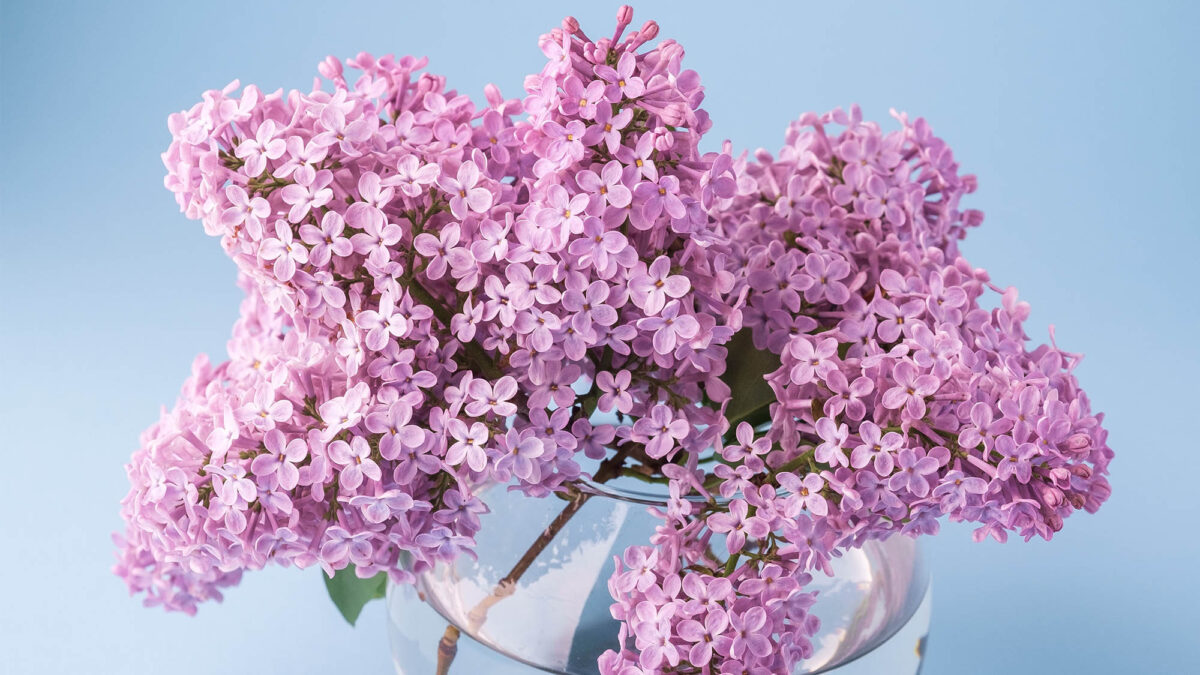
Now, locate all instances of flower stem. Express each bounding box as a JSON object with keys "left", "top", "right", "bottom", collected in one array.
[{"left": 432, "top": 447, "right": 630, "bottom": 674}]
